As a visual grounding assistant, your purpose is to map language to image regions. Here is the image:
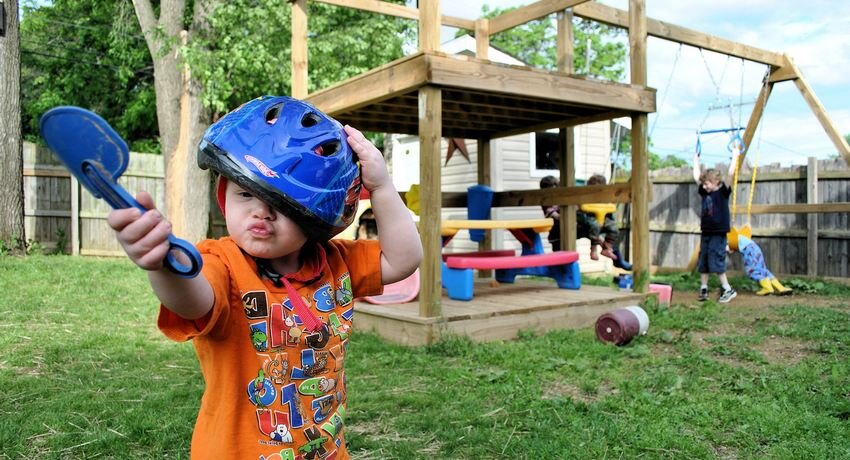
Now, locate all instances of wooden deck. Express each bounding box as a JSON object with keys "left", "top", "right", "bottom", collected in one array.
[{"left": 353, "top": 281, "right": 652, "bottom": 346}]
